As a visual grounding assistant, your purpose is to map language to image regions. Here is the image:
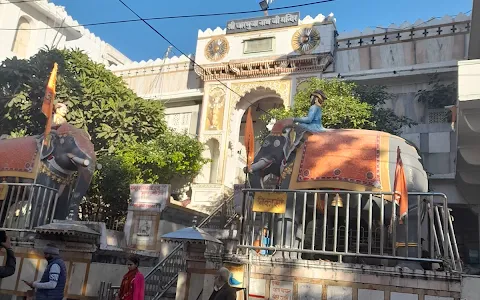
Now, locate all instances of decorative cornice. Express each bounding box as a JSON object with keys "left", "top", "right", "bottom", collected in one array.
[{"left": 194, "top": 53, "right": 334, "bottom": 81}]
